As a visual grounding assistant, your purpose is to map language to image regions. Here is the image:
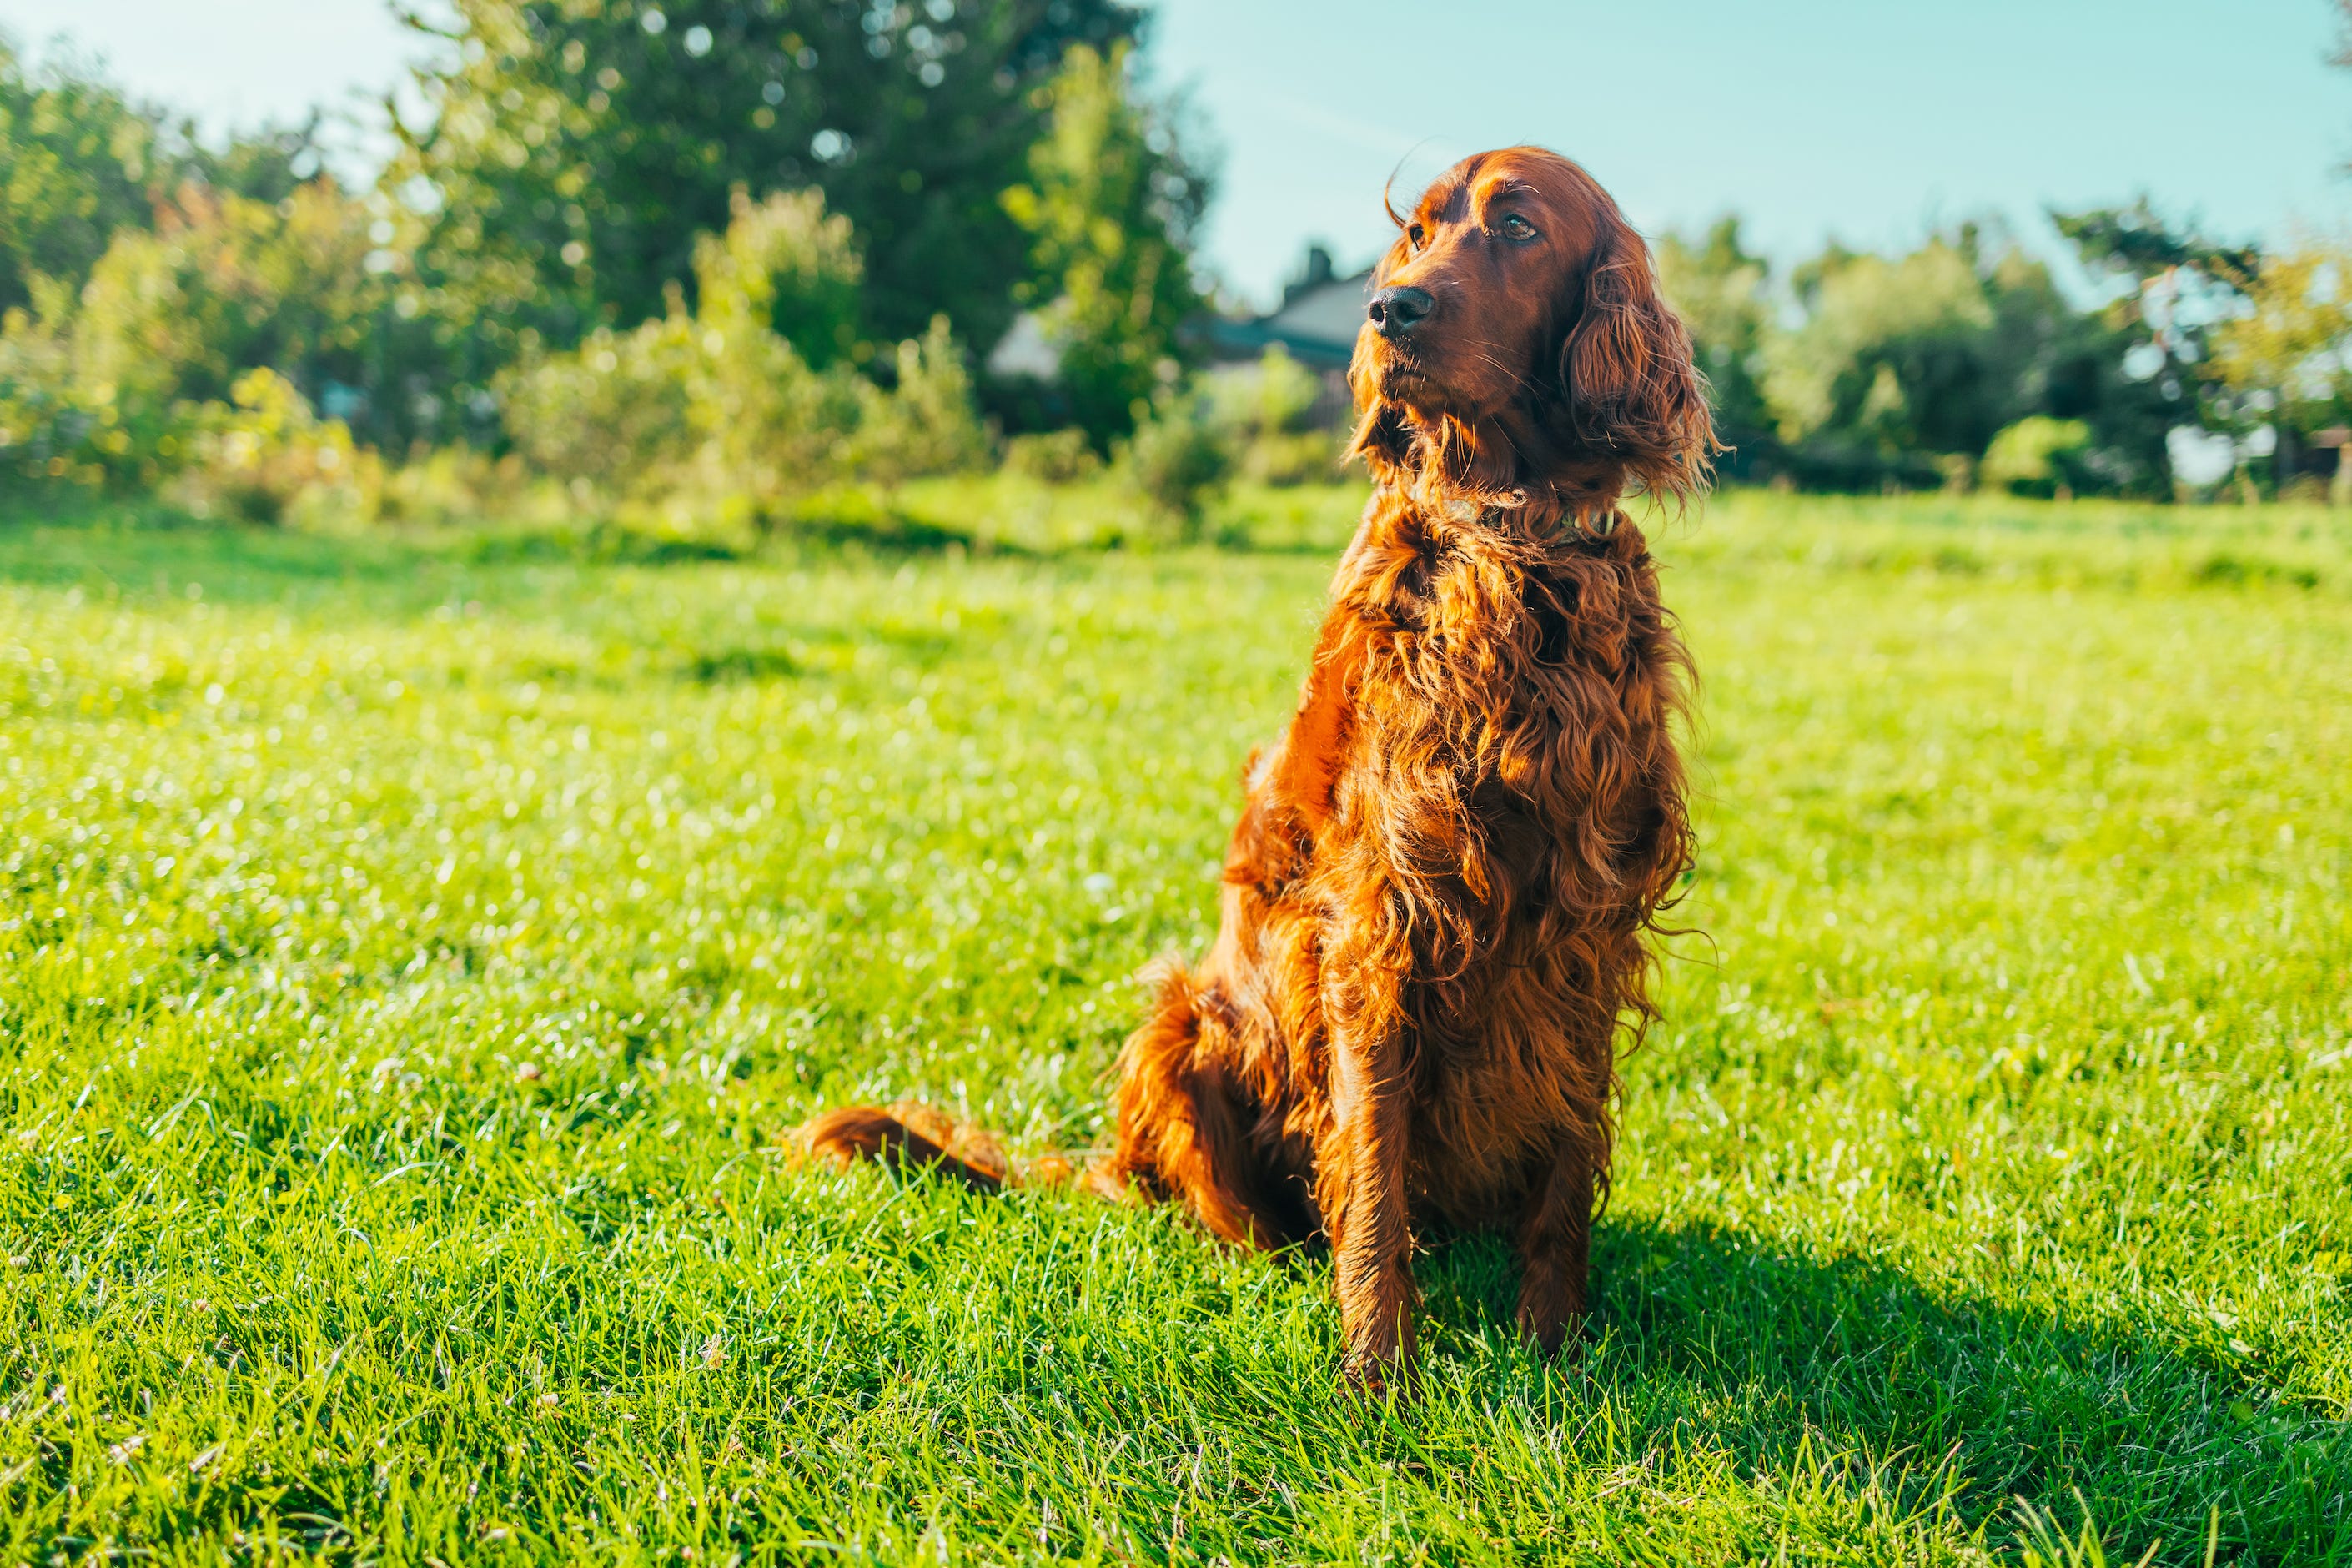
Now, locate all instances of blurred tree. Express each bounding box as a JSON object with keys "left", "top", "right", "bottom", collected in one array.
[
  {"left": 2209, "top": 238, "right": 2352, "bottom": 493},
  {"left": 2209, "top": 240, "right": 2352, "bottom": 430},
  {"left": 1969, "top": 237, "right": 2160, "bottom": 491},
  {"left": 1118, "top": 380, "right": 1230, "bottom": 534},
  {"left": 386, "top": 0, "right": 1147, "bottom": 368},
  {"left": 0, "top": 37, "right": 163, "bottom": 318},
  {"left": 1761, "top": 238, "right": 1994, "bottom": 485},
  {"left": 497, "top": 186, "right": 984, "bottom": 510},
  {"left": 1750, "top": 222, "right": 2177, "bottom": 495},
  {"left": 1655, "top": 216, "right": 1777, "bottom": 479},
  {"left": 691, "top": 183, "right": 863, "bottom": 370},
  {"left": 2053, "top": 199, "right": 2260, "bottom": 493},
  {"left": 1980, "top": 415, "right": 2093, "bottom": 496},
  {"left": 0, "top": 35, "right": 330, "bottom": 319},
  {"left": 72, "top": 183, "right": 379, "bottom": 412},
  {"left": 181, "top": 117, "right": 332, "bottom": 208},
  {"left": 1001, "top": 42, "right": 1209, "bottom": 449},
  {"left": 0, "top": 179, "right": 431, "bottom": 486},
  {"left": 1202, "top": 344, "right": 1331, "bottom": 484}
]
